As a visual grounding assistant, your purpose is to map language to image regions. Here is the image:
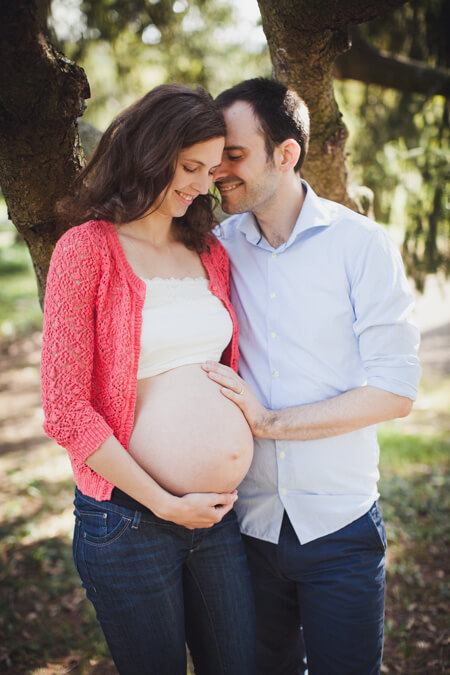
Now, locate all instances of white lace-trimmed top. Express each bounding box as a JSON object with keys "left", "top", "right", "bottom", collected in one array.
[{"left": 137, "top": 276, "right": 234, "bottom": 379}]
